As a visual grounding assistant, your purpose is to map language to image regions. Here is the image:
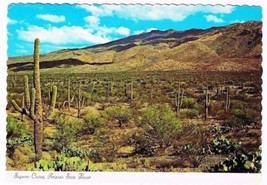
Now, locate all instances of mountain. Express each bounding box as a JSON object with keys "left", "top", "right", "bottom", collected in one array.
[{"left": 8, "top": 21, "right": 262, "bottom": 73}]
